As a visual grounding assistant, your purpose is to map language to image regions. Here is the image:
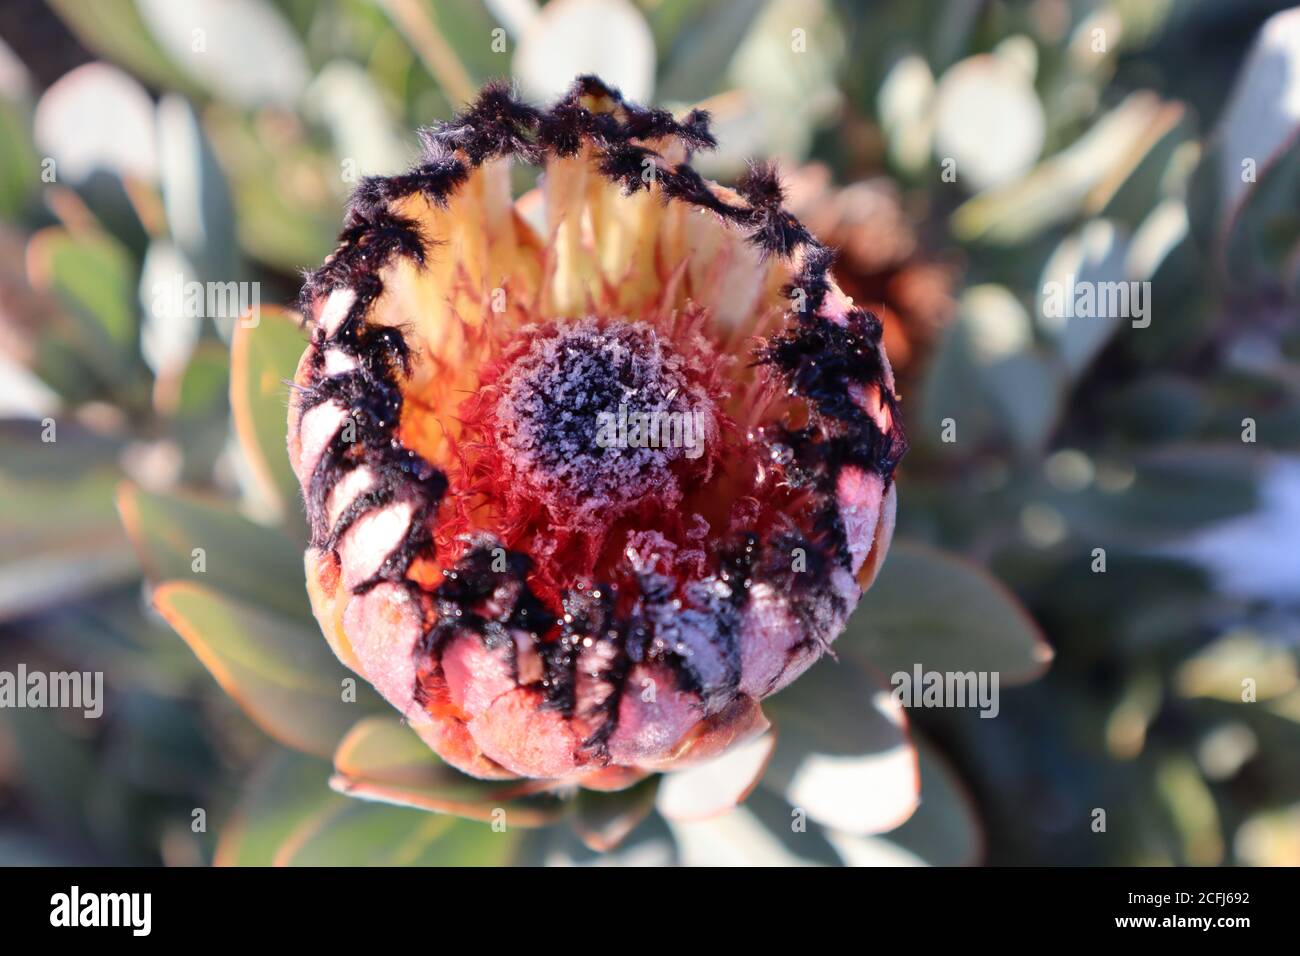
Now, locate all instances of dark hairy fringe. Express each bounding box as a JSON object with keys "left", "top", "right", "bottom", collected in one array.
[
  {"left": 293, "top": 74, "right": 878, "bottom": 734},
  {"left": 325, "top": 481, "right": 395, "bottom": 550},
  {"left": 540, "top": 566, "right": 749, "bottom": 754},
  {"left": 756, "top": 308, "right": 909, "bottom": 479},
  {"left": 619, "top": 569, "right": 742, "bottom": 715},
  {"left": 352, "top": 500, "right": 440, "bottom": 594},
  {"left": 412, "top": 77, "right": 823, "bottom": 263},
  {"left": 577, "top": 661, "right": 630, "bottom": 761},
  {"left": 537, "top": 74, "right": 717, "bottom": 157},
  {"left": 295, "top": 257, "right": 447, "bottom": 577},
  {"left": 782, "top": 242, "right": 837, "bottom": 320},
  {"left": 298, "top": 76, "right": 832, "bottom": 321},
  {"left": 298, "top": 212, "right": 427, "bottom": 320},
  {"left": 537, "top": 586, "right": 615, "bottom": 718},
  {"left": 760, "top": 528, "right": 848, "bottom": 677},
  {"left": 423, "top": 80, "right": 545, "bottom": 165},
  {"left": 713, "top": 533, "right": 761, "bottom": 686},
  {"left": 749, "top": 301, "right": 908, "bottom": 589},
  {"left": 295, "top": 76, "right": 804, "bottom": 321},
  {"left": 737, "top": 160, "right": 811, "bottom": 259},
  {"left": 349, "top": 153, "right": 470, "bottom": 218},
  {"left": 411, "top": 538, "right": 559, "bottom": 712},
  {"left": 325, "top": 453, "right": 449, "bottom": 552}
]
